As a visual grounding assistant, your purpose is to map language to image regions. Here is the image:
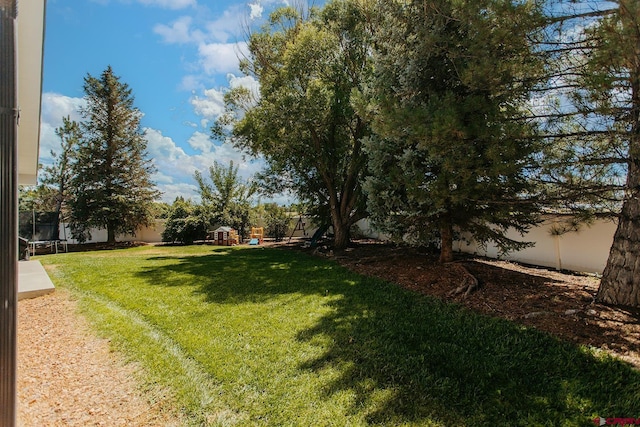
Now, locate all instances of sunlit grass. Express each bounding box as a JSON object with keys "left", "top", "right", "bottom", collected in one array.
[{"left": 39, "top": 245, "right": 640, "bottom": 426}]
